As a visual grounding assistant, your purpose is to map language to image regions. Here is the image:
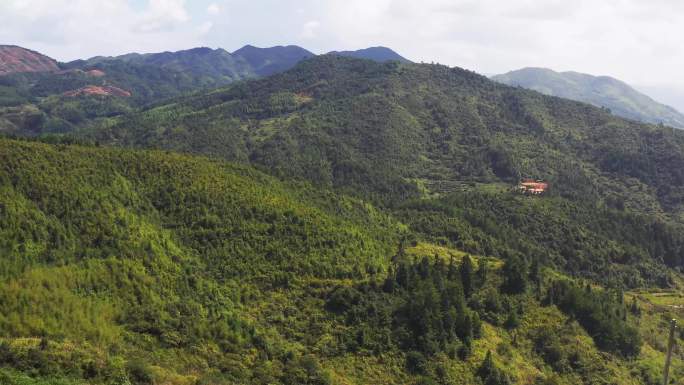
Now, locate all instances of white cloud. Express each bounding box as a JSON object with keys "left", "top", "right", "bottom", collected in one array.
[
  {"left": 0, "top": 0, "right": 203, "bottom": 60},
  {"left": 135, "top": 0, "right": 190, "bottom": 33},
  {"left": 197, "top": 21, "right": 214, "bottom": 35},
  {"left": 207, "top": 3, "right": 220, "bottom": 15},
  {"left": 313, "top": 0, "right": 684, "bottom": 87},
  {"left": 301, "top": 20, "right": 320, "bottom": 39},
  {"left": 1, "top": 0, "right": 684, "bottom": 92}
]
